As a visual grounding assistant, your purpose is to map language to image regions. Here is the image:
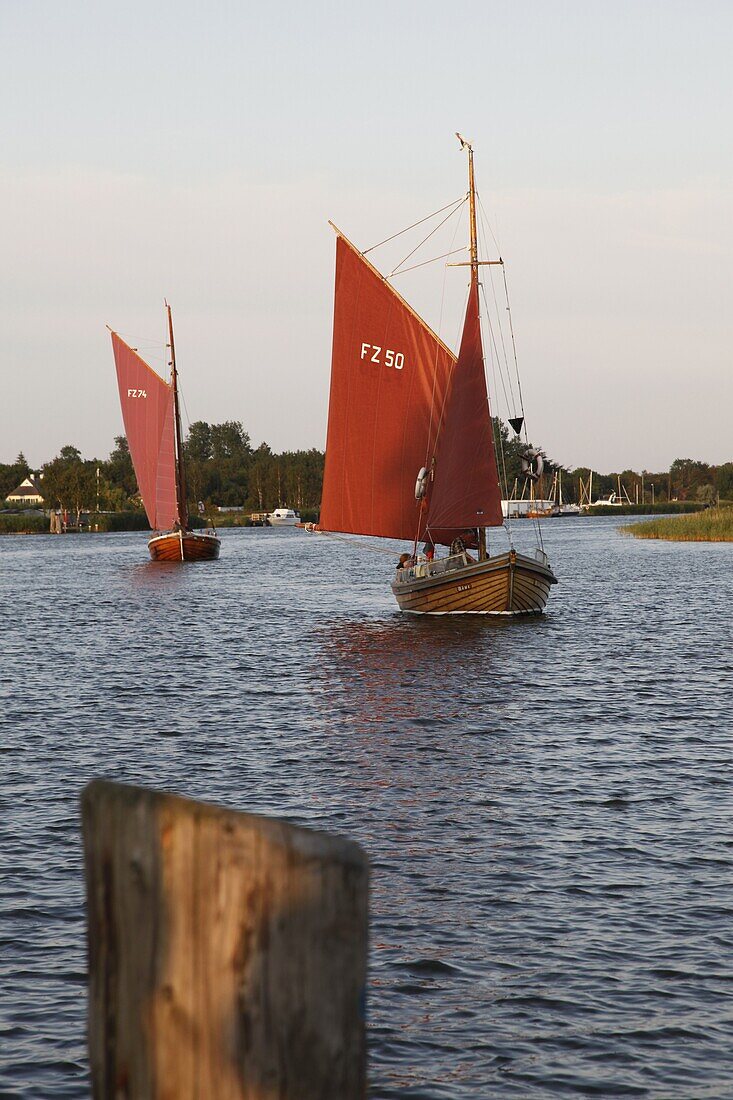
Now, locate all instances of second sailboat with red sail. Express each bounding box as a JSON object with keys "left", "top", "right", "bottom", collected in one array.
[{"left": 110, "top": 304, "right": 221, "bottom": 562}]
